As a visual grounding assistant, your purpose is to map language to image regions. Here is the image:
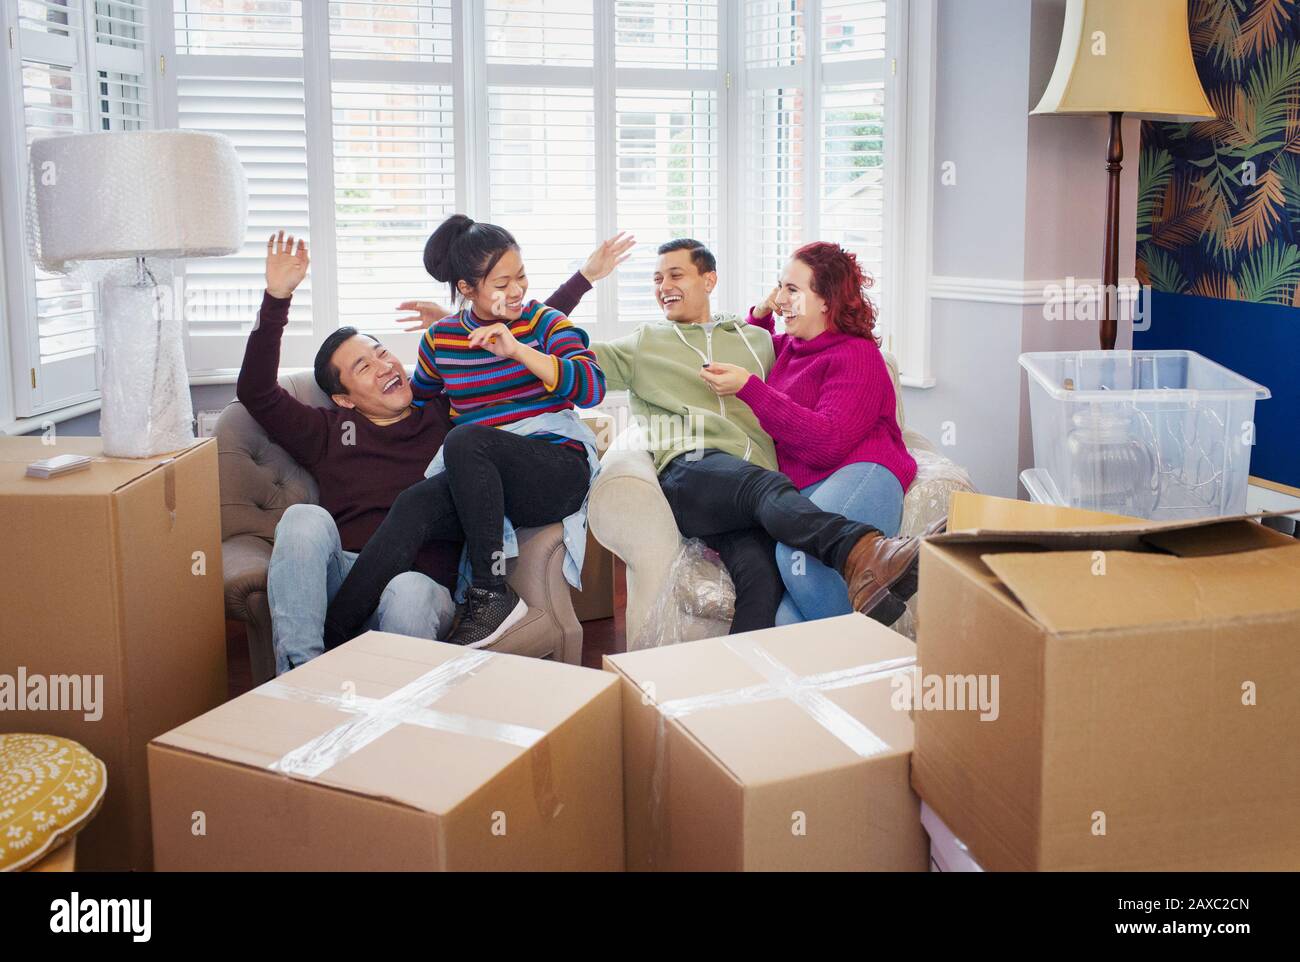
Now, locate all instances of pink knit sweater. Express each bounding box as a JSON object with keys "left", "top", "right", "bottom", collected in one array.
[{"left": 734, "top": 308, "right": 918, "bottom": 493}]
